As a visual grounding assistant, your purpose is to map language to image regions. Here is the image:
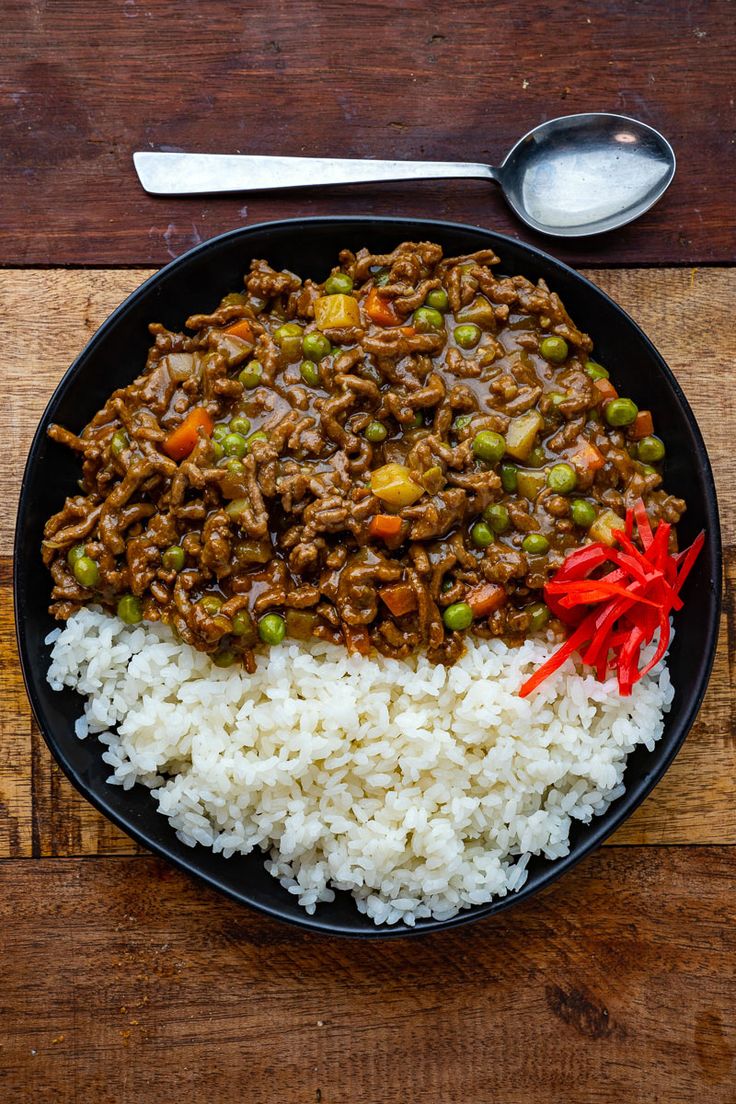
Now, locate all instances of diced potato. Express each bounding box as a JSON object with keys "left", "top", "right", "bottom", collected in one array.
[
  {"left": 516, "top": 469, "right": 547, "bottom": 500},
  {"left": 456, "top": 296, "right": 496, "bottom": 330},
  {"left": 589, "top": 508, "right": 624, "bottom": 546},
  {"left": 286, "top": 609, "right": 317, "bottom": 641},
  {"left": 220, "top": 291, "right": 249, "bottom": 308},
  {"left": 505, "top": 410, "right": 544, "bottom": 461},
  {"left": 233, "top": 538, "right": 273, "bottom": 564},
  {"left": 225, "top": 497, "right": 250, "bottom": 521},
  {"left": 420, "top": 465, "right": 445, "bottom": 495},
  {"left": 370, "top": 463, "right": 425, "bottom": 508},
  {"left": 213, "top": 333, "right": 253, "bottom": 367},
  {"left": 163, "top": 352, "right": 197, "bottom": 381},
  {"left": 314, "top": 293, "right": 361, "bottom": 330}
]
